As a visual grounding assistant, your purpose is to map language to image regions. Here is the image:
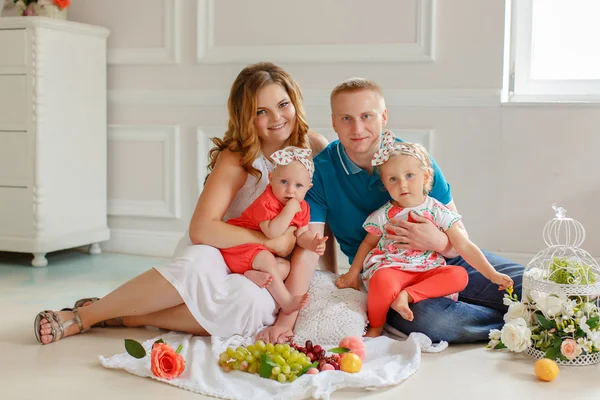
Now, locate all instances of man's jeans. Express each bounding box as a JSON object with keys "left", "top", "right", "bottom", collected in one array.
[{"left": 386, "top": 250, "right": 524, "bottom": 343}]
